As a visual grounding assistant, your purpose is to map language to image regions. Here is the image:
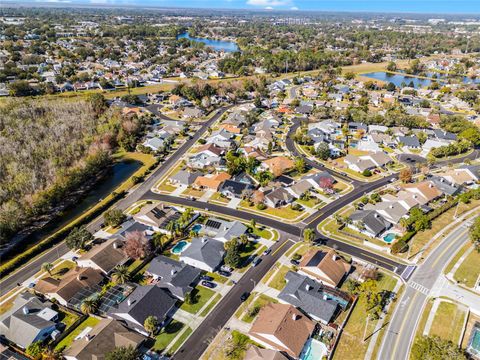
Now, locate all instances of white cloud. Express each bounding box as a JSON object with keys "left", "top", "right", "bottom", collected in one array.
[
  {"left": 247, "top": 0, "right": 291, "bottom": 6},
  {"left": 290, "top": 6, "right": 299, "bottom": 10}
]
